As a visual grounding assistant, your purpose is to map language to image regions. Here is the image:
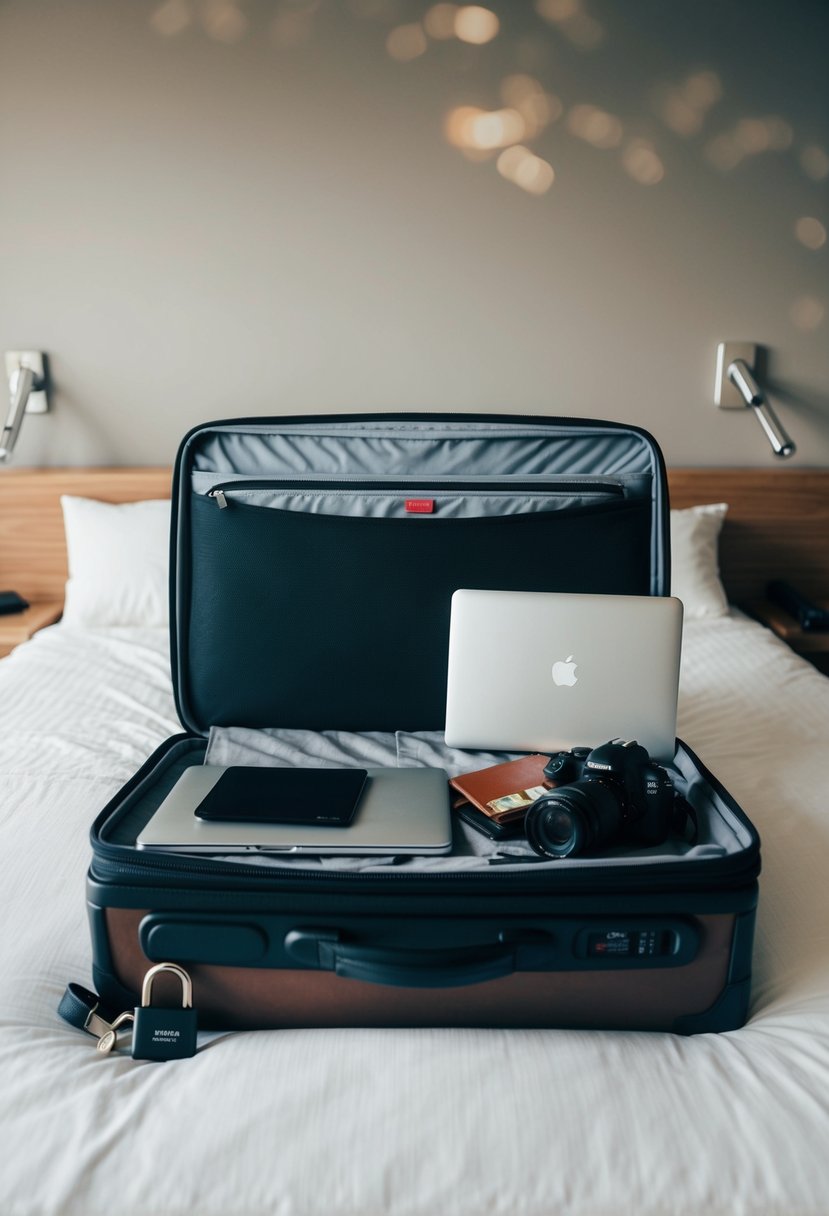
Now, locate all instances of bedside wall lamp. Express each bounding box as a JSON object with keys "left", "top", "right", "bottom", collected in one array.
[
  {"left": 0, "top": 352, "right": 49, "bottom": 464},
  {"left": 714, "top": 342, "right": 796, "bottom": 459}
]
